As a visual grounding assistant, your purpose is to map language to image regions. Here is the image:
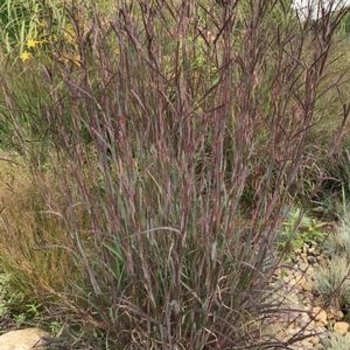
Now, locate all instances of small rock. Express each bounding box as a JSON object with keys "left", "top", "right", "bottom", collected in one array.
[
  {"left": 298, "top": 339, "right": 314, "bottom": 348},
  {"left": 334, "top": 321, "right": 350, "bottom": 335},
  {"left": 306, "top": 265, "right": 315, "bottom": 277},
  {"left": 307, "top": 246, "right": 316, "bottom": 253},
  {"left": 309, "top": 336, "right": 320, "bottom": 345},
  {"left": 315, "top": 319, "right": 328, "bottom": 327},
  {"left": 296, "top": 312, "right": 311, "bottom": 328},
  {"left": 298, "top": 262, "right": 309, "bottom": 271},
  {"left": 283, "top": 274, "right": 295, "bottom": 284},
  {"left": 300, "top": 278, "right": 313, "bottom": 292},
  {"left": 0, "top": 328, "right": 49, "bottom": 350},
  {"left": 295, "top": 248, "right": 303, "bottom": 255},
  {"left": 307, "top": 256, "right": 317, "bottom": 264},
  {"left": 287, "top": 325, "right": 301, "bottom": 336},
  {"left": 294, "top": 275, "right": 307, "bottom": 287},
  {"left": 302, "top": 245, "right": 309, "bottom": 253},
  {"left": 300, "top": 253, "right": 308, "bottom": 261},
  {"left": 312, "top": 307, "right": 328, "bottom": 326},
  {"left": 328, "top": 307, "right": 344, "bottom": 321}
]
